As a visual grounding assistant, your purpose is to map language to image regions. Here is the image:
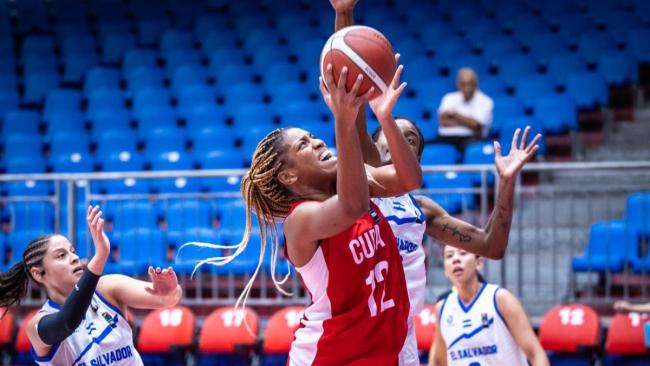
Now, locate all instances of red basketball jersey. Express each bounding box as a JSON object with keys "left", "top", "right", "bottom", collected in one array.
[{"left": 285, "top": 201, "right": 409, "bottom": 366}]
